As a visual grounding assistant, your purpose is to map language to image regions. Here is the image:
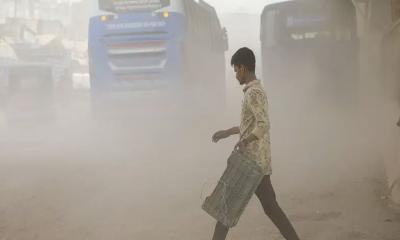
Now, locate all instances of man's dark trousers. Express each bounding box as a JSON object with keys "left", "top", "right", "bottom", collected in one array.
[{"left": 212, "top": 175, "right": 300, "bottom": 240}]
